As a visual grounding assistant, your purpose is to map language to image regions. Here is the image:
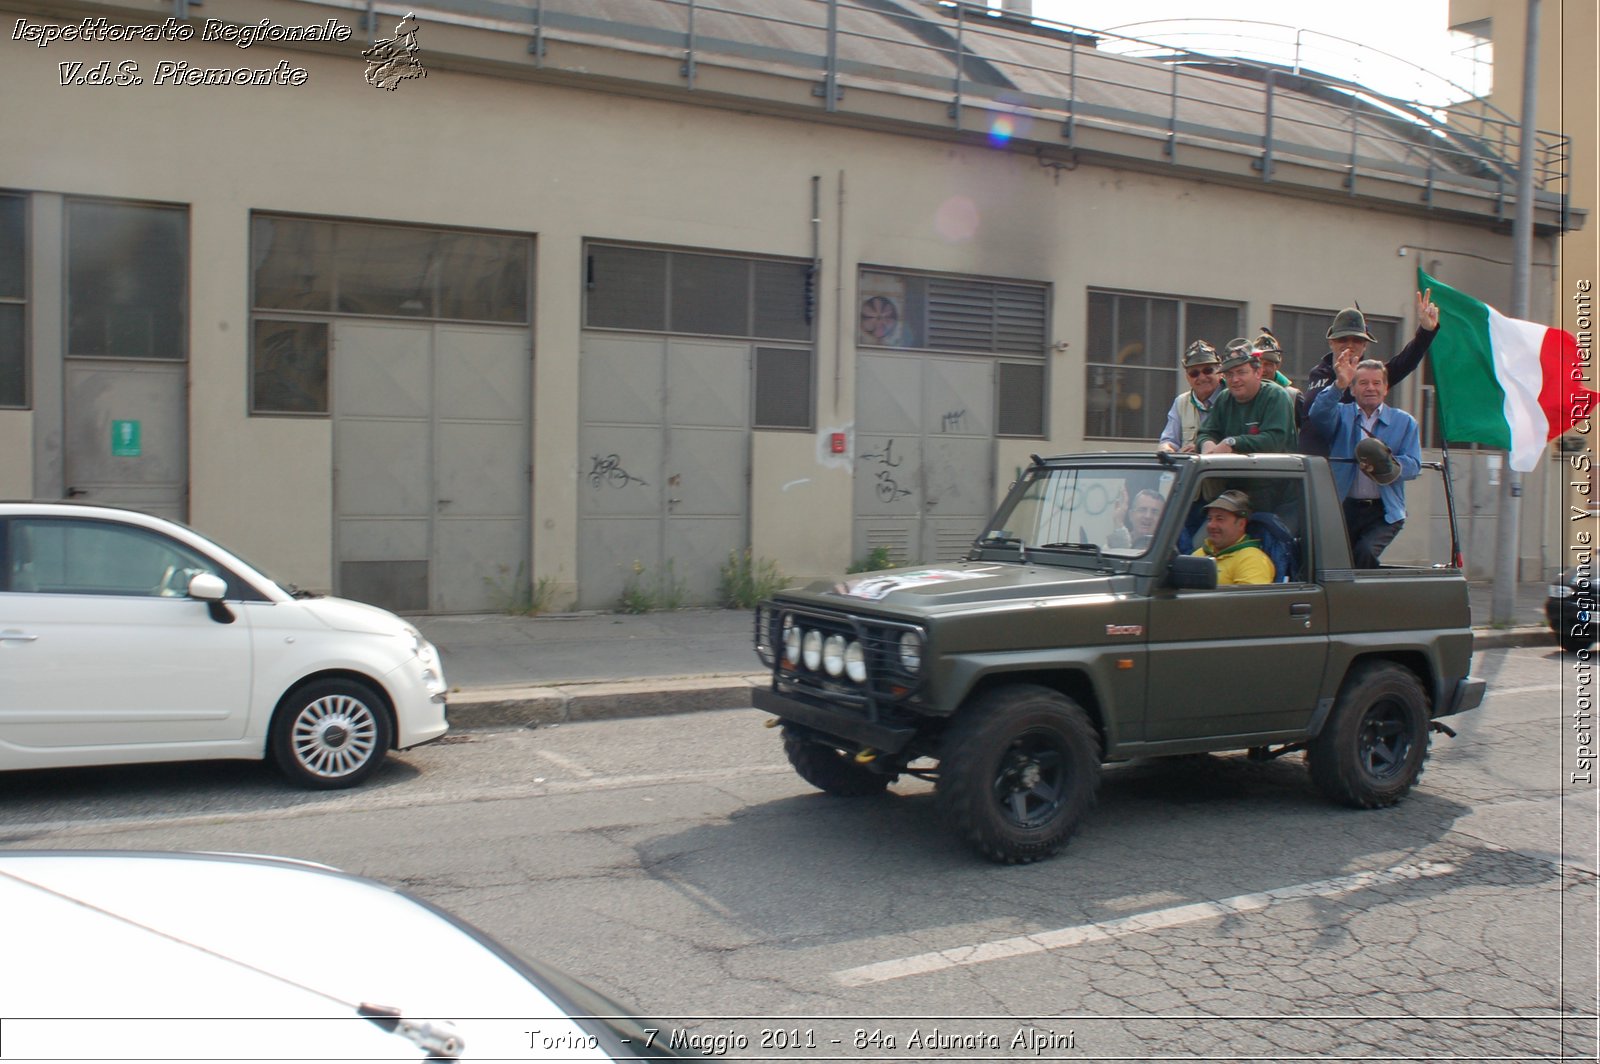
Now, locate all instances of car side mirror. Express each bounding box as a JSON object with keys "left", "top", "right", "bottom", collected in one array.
[
  {"left": 1168, "top": 553, "right": 1218, "bottom": 590},
  {"left": 188, "top": 573, "right": 227, "bottom": 601},
  {"left": 187, "top": 572, "right": 236, "bottom": 624}
]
